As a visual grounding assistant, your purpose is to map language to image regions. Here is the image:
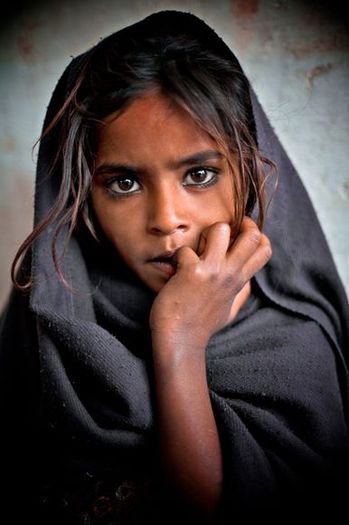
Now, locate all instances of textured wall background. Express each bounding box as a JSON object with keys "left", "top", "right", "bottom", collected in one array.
[{"left": 1, "top": 0, "right": 348, "bottom": 309}]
